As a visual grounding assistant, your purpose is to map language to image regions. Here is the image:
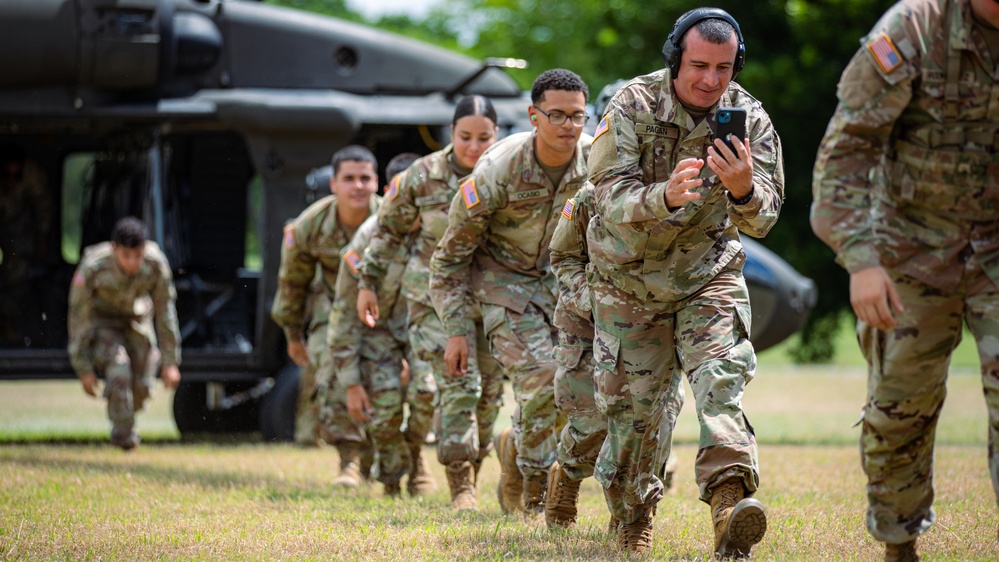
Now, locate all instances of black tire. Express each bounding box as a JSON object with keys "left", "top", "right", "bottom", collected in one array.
[
  {"left": 172, "top": 381, "right": 261, "bottom": 435},
  {"left": 259, "top": 363, "right": 298, "bottom": 442}
]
